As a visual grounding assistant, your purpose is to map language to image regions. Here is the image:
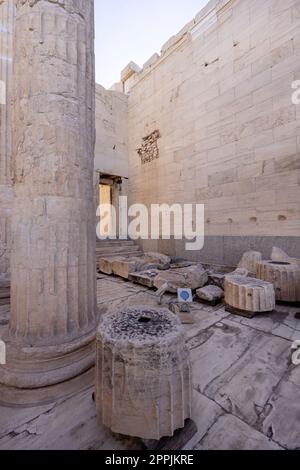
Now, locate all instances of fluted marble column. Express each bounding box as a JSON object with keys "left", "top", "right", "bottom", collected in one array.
[
  {"left": 0, "top": 0, "right": 97, "bottom": 388},
  {"left": 0, "top": 0, "right": 14, "bottom": 279}
]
